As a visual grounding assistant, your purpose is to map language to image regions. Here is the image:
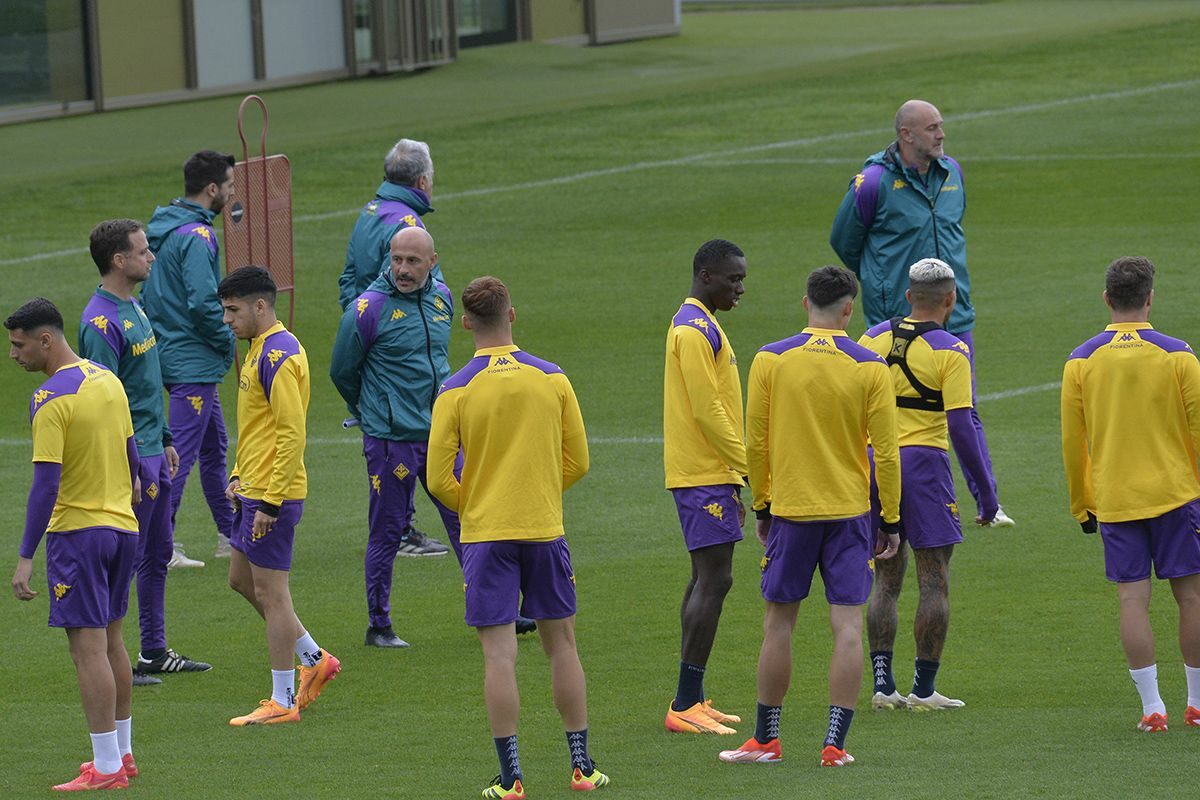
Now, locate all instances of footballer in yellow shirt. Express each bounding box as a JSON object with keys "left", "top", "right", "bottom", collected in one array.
[{"left": 662, "top": 240, "right": 748, "bottom": 736}]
